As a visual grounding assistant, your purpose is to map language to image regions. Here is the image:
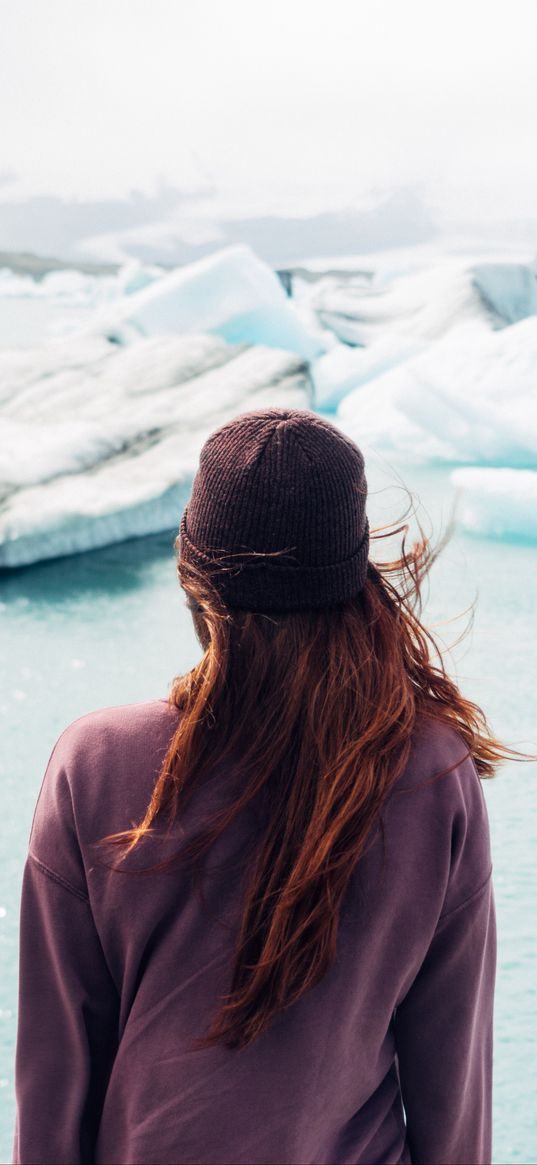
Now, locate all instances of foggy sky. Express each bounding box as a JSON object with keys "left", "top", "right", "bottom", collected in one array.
[{"left": 1, "top": 0, "right": 537, "bottom": 223}]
